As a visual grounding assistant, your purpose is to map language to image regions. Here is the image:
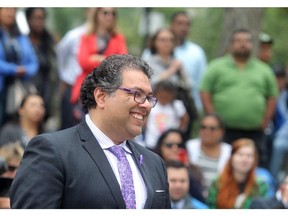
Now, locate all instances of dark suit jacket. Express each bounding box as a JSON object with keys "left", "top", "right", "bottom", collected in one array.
[{"left": 10, "top": 121, "right": 171, "bottom": 209}]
